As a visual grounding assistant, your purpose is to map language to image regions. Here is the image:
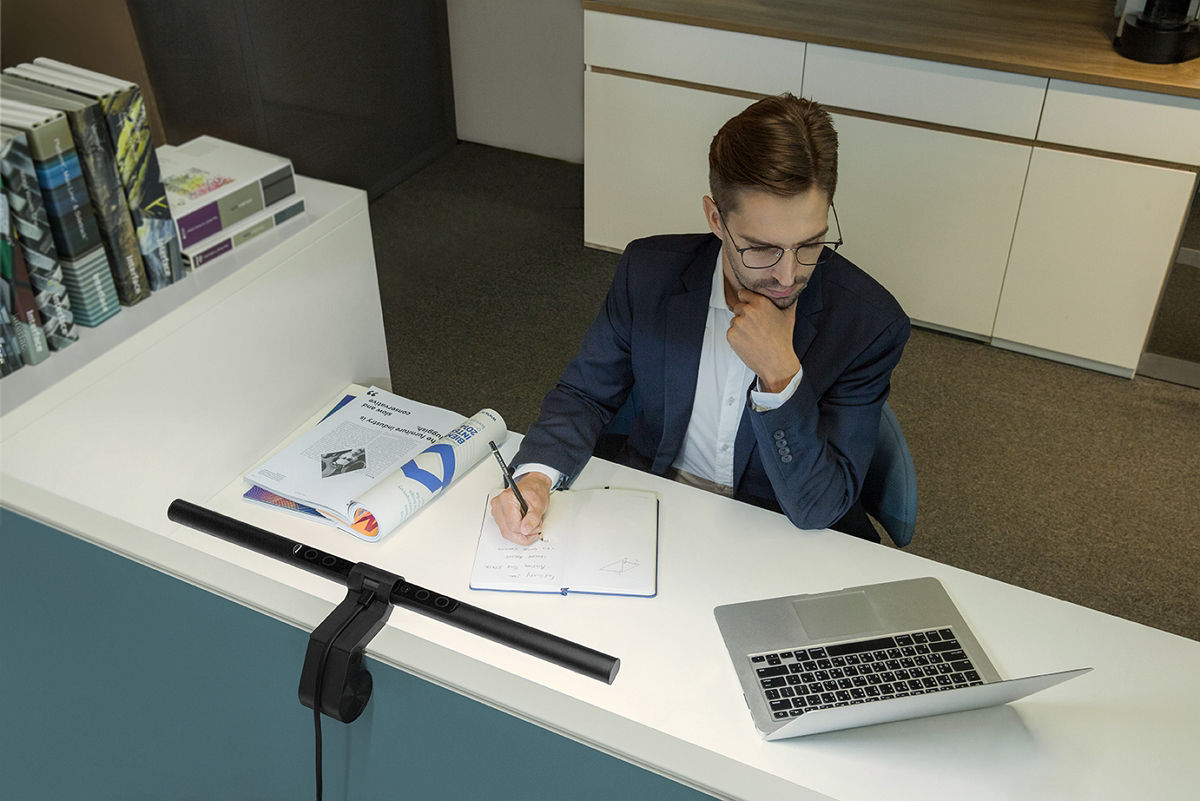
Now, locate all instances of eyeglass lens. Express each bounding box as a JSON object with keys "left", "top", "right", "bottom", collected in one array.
[{"left": 741, "top": 244, "right": 828, "bottom": 269}]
